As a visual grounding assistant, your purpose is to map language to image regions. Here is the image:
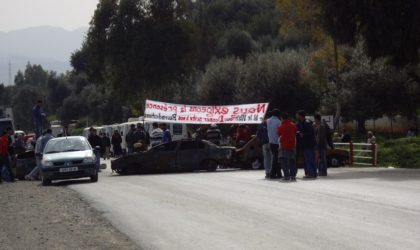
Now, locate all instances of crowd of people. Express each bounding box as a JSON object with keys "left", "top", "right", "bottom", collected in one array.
[{"left": 256, "top": 109, "right": 334, "bottom": 180}]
